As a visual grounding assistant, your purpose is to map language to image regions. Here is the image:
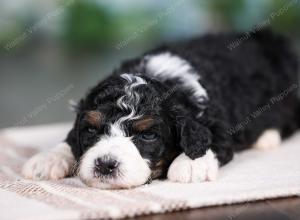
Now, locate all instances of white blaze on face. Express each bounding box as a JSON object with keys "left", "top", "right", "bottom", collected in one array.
[
  {"left": 116, "top": 73, "right": 147, "bottom": 123},
  {"left": 78, "top": 74, "right": 151, "bottom": 189}
]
